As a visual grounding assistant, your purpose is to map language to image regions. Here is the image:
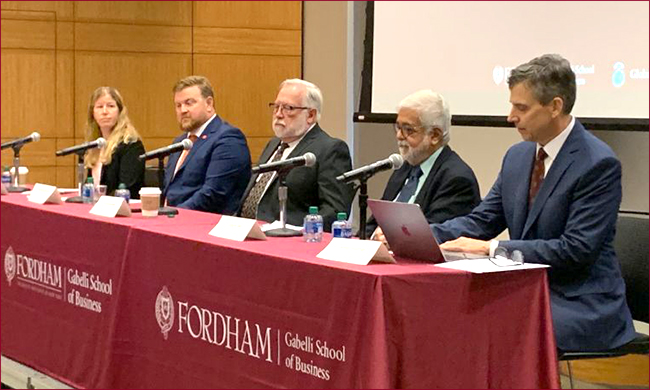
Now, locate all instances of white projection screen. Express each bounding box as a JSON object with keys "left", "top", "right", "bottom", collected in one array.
[{"left": 371, "top": 1, "right": 649, "bottom": 119}]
